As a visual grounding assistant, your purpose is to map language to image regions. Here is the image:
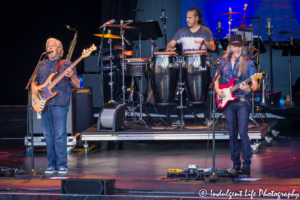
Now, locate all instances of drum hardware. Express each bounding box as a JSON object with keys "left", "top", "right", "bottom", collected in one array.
[
  {"left": 167, "top": 59, "right": 201, "bottom": 129},
  {"left": 266, "top": 18, "right": 274, "bottom": 104},
  {"left": 124, "top": 59, "right": 152, "bottom": 127},
  {"left": 169, "top": 59, "right": 187, "bottom": 129},
  {"left": 260, "top": 71, "right": 269, "bottom": 106},
  {"left": 220, "top": 7, "right": 241, "bottom": 39},
  {"left": 107, "top": 30, "right": 115, "bottom": 103}
]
